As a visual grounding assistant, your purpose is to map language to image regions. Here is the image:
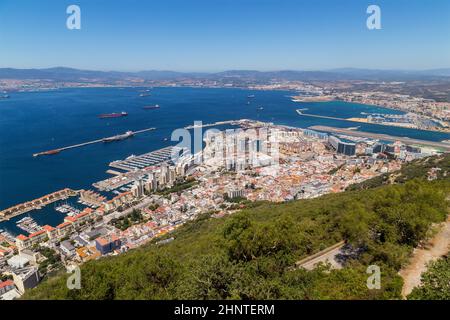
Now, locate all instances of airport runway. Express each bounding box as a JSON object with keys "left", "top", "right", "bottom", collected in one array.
[{"left": 309, "top": 125, "right": 450, "bottom": 151}]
